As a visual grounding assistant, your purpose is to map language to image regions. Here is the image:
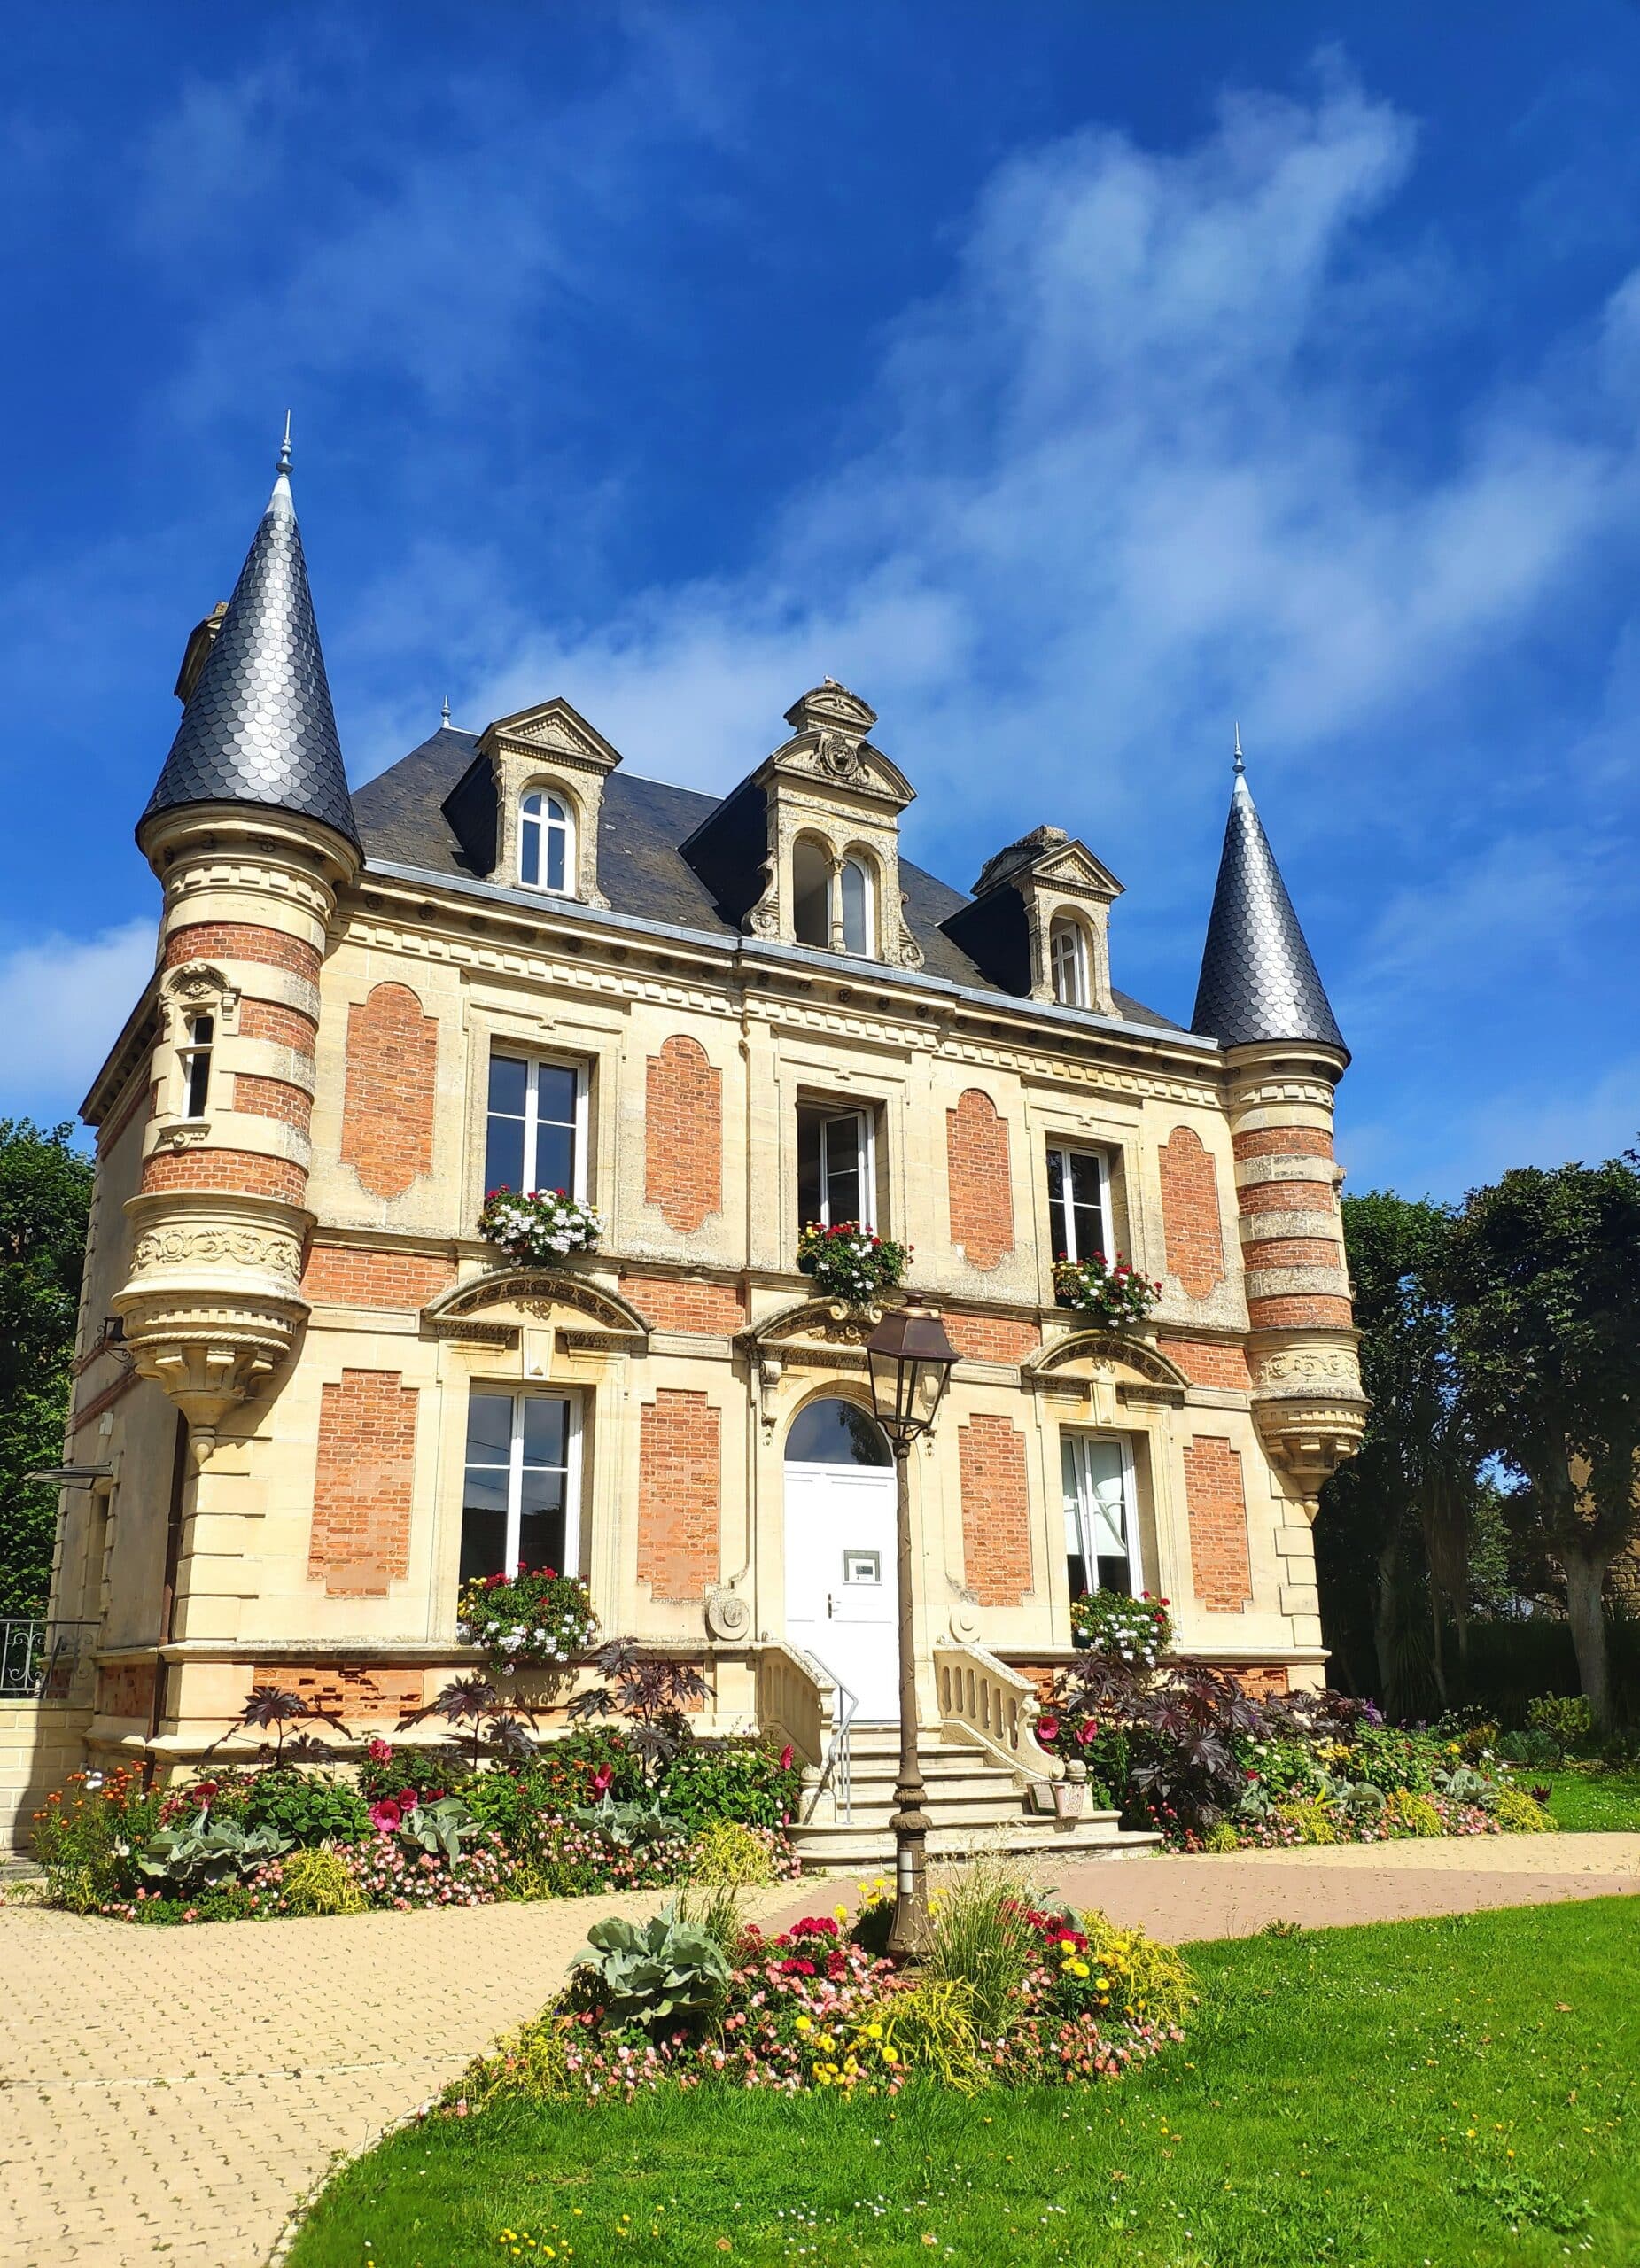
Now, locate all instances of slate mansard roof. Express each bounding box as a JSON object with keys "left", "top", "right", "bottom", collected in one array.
[{"left": 353, "top": 727, "right": 1180, "bottom": 1029}]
